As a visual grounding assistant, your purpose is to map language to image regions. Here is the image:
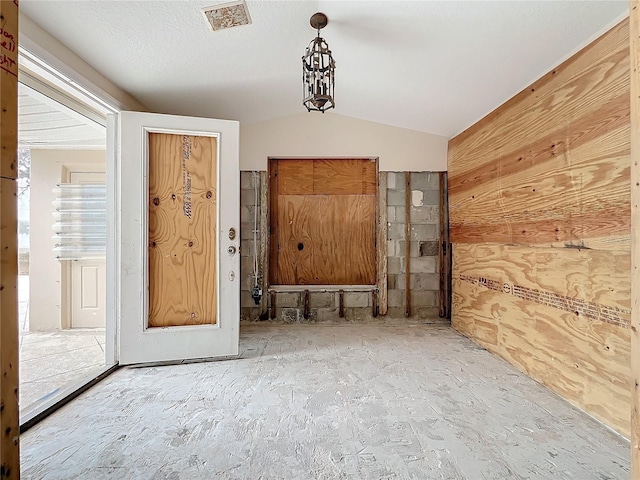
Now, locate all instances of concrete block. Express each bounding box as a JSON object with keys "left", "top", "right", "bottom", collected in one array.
[
  {"left": 344, "top": 292, "right": 370, "bottom": 307},
  {"left": 388, "top": 256, "right": 403, "bottom": 274},
  {"left": 420, "top": 241, "right": 439, "bottom": 256},
  {"left": 240, "top": 222, "right": 256, "bottom": 240},
  {"left": 387, "top": 206, "right": 396, "bottom": 222},
  {"left": 240, "top": 188, "right": 256, "bottom": 206},
  {"left": 240, "top": 307, "right": 260, "bottom": 322},
  {"left": 239, "top": 171, "right": 251, "bottom": 190},
  {"left": 411, "top": 172, "right": 440, "bottom": 190},
  {"left": 412, "top": 290, "right": 437, "bottom": 307},
  {"left": 394, "top": 206, "right": 406, "bottom": 222},
  {"left": 420, "top": 189, "right": 440, "bottom": 206},
  {"left": 280, "top": 308, "right": 299, "bottom": 323},
  {"left": 387, "top": 274, "right": 397, "bottom": 289},
  {"left": 387, "top": 190, "right": 405, "bottom": 206},
  {"left": 410, "top": 224, "right": 437, "bottom": 241},
  {"left": 310, "top": 292, "right": 334, "bottom": 308},
  {"left": 344, "top": 307, "right": 373, "bottom": 322},
  {"left": 240, "top": 205, "right": 257, "bottom": 223},
  {"left": 412, "top": 256, "right": 437, "bottom": 273},
  {"left": 241, "top": 290, "right": 262, "bottom": 308},
  {"left": 387, "top": 240, "right": 396, "bottom": 257},
  {"left": 277, "top": 292, "right": 300, "bottom": 308},
  {"left": 317, "top": 308, "right": 340, "bottom": 322},
  {"left": 298, "top": 308, "right": 318, "bottom": 323},
  {"left": 392, "top": 172, "right": 406, "bottom": 191},
  {"left": 387, "top": 223, "right": 405, "bottom": 240},
  {"left": 411, "top": 273, "right": 439, "bottom": 290},
  {"left": 388, "top": 289, "right": 404, "bottom": 308},
  {"left": 410, "top": 205, "right": 439, "bottom": 223},
  {"left": 398, "top": 240, "right": 420, "bottom": 258},
  {"left": 385, "top": 307, "right": 405, "bottom": 318},
  {"left": 240, "top": 240, "right": 252, "bottom": 257},
  {"left": 413, "top": 306, "right": 442, "bottom": 321},
  {"left": 386, "top": 171, "right": 396, "bottom": 190}
]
